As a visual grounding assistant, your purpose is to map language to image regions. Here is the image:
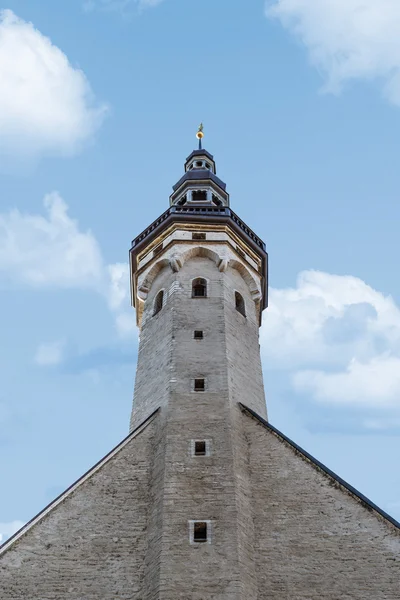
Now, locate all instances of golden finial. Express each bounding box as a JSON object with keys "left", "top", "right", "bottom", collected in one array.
[{"left": 196, "top": 123, "right": 204, "bottom": 149}]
